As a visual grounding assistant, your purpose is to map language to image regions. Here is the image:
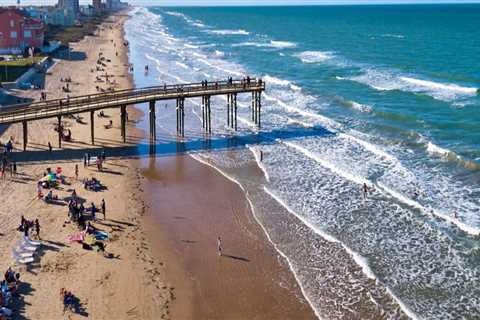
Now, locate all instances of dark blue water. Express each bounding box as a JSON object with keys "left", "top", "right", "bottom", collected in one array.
[{"left": 125, "top": 5, "right": 480, "bottom": 319}]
